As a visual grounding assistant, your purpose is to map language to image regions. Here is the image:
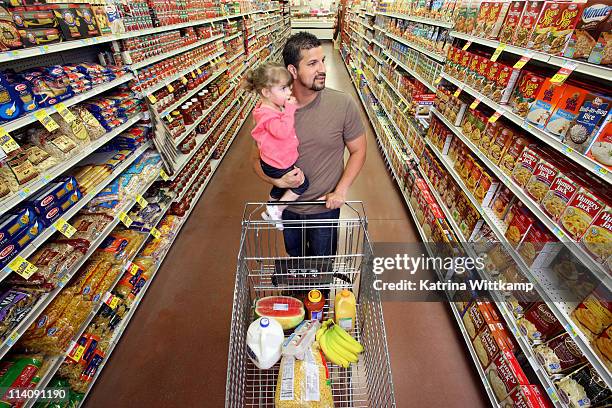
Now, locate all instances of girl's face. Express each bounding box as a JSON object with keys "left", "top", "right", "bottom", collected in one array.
[{"left": 262, "top": 83, "right": 292, "bottom": 107}]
